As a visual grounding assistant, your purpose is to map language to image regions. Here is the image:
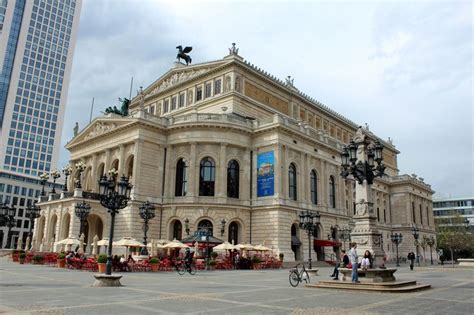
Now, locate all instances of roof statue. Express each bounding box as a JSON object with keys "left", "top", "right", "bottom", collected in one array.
[
  {"left": 176, "top": 45, "right": 192, "bottom": 65},
  {"left": 104, "top": 97, "right": 130, "bottom": 116},
  {"left": 285, "top": 75, "right": 294, "bottom": 87},
  {"left": 229, "top": 42, "right": 239, "bottom": 55}
]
